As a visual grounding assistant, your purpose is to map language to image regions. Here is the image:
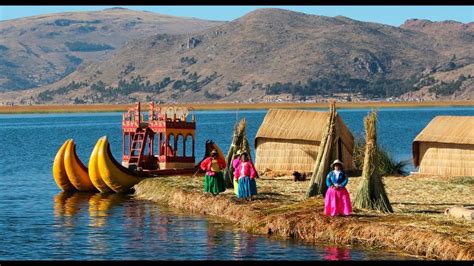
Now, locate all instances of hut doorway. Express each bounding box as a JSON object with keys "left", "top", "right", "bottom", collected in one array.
[{"left": 337, "top": 137, "right": 343, "bottom": 163}]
